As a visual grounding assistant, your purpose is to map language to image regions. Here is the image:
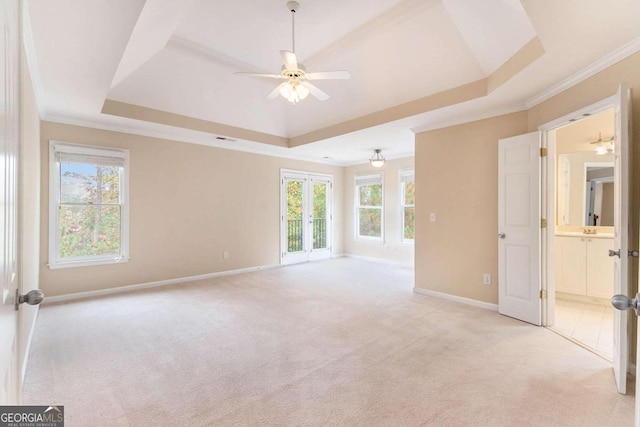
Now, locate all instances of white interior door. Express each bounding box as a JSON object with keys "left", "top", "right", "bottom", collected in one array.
[
  {"left": 612, "top": 83, "right": 631, "bottom": 395},
  {"left": 498, "top": 132, "right": 542, "bottom": 325},
  {"left": 0, "top": 0, "right": 21, "bottom": 405},
  {"left": 281, "top": 171, "right": 332, "bottom": 265}
]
